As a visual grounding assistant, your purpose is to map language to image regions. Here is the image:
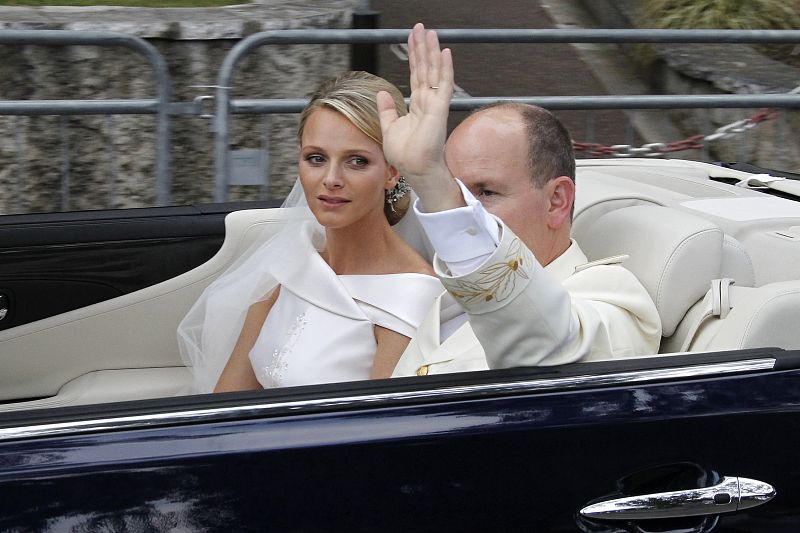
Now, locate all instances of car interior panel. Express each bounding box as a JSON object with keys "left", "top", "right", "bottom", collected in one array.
[{"left": 0, "top": 207, "right": 293, "bottom": 407}]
